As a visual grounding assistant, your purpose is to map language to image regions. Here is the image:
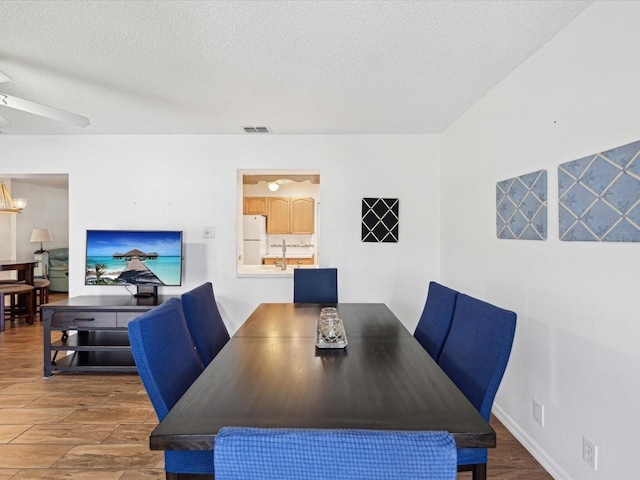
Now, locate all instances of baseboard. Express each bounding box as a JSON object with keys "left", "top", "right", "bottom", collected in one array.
[{"left": 492, "top": 404, "right": 572, "bottom": 480}]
